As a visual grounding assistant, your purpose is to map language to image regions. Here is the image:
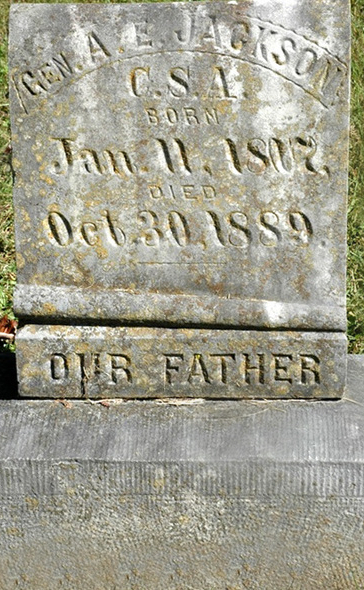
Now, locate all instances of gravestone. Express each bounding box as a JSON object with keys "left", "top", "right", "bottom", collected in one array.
[
  {"left": 6, "top": 2, "right": 364, "bottom": 589},
  {"left": 9, "top": 0, "right": 349, "bottom": 399}
]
